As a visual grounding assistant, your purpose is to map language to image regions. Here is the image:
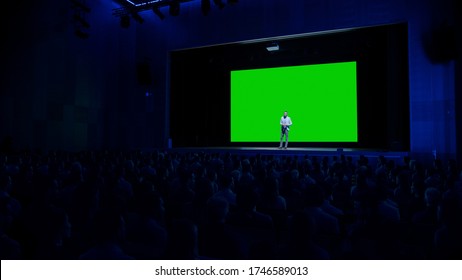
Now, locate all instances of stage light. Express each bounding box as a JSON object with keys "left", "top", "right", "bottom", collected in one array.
[
  {"left": 132, "top": 12, "right": 145, "bottom": 23},
  {"left": 201, "top": 0, "right": 211, "bottom": 15},
  {"left": 169, "top": 1, "right": 180, "bottom": 16},
  {"left": 213, "top": 0, "right": 225, "bottom": 9},
  {"left": 120, "top": 15, "right": 130, "bottom": 28},
  {"left": 152, "top": 6, "right": 165, "bottom": 19},
  {"left": 266, "top": 42, "right": 279, "bottom": 52},
  {"left": 71, "top": 0, "right": 91, "bottom": 37}
]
